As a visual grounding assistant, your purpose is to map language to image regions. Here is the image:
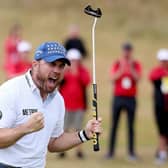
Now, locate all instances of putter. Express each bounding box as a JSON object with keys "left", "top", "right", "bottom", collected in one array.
[{"left": 84, "top": 5, "right": 102, "bottom": 152}]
